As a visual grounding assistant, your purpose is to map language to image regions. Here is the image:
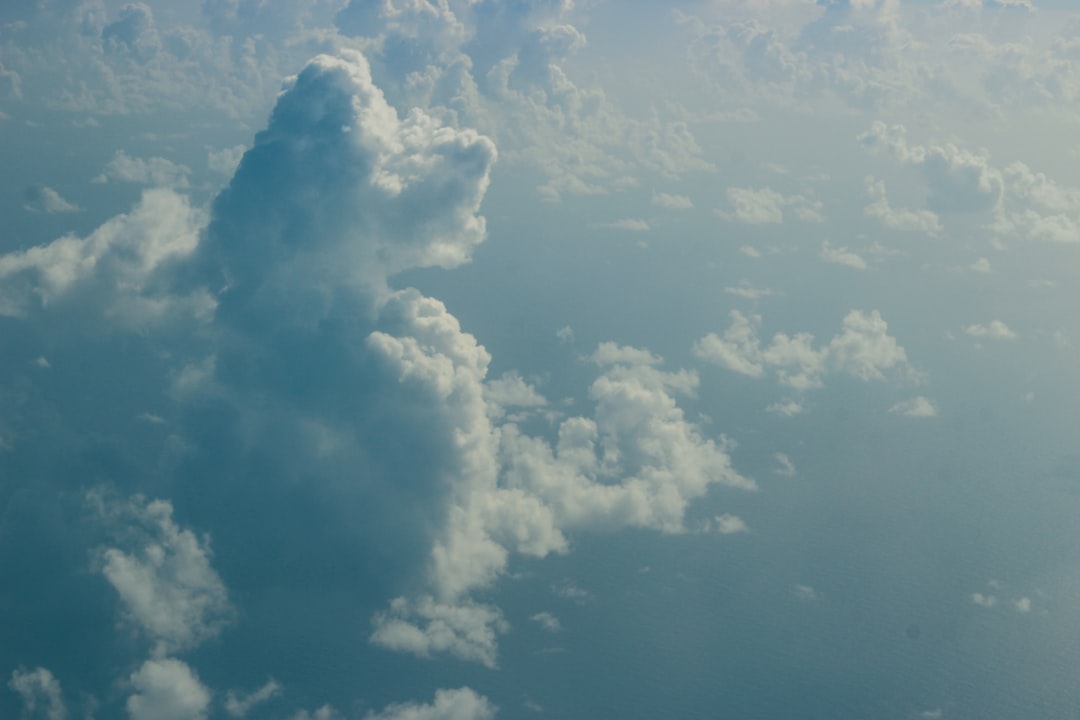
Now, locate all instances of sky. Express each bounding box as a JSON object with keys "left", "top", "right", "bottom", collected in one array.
[{"left": 2, "top": 0, "right": 1080, "bottom": 718}]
